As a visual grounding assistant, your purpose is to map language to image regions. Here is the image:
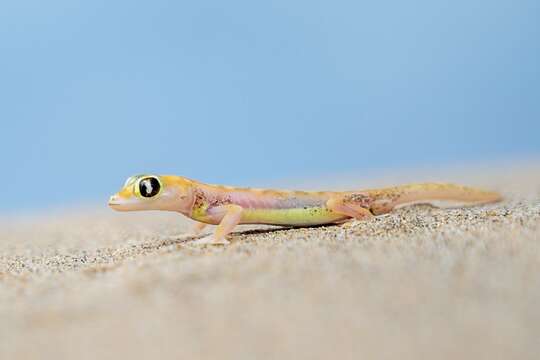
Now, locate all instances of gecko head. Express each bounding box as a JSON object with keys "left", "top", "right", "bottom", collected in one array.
[{"left": 108, "top": 174, "right": 194, "bottom": 213}]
